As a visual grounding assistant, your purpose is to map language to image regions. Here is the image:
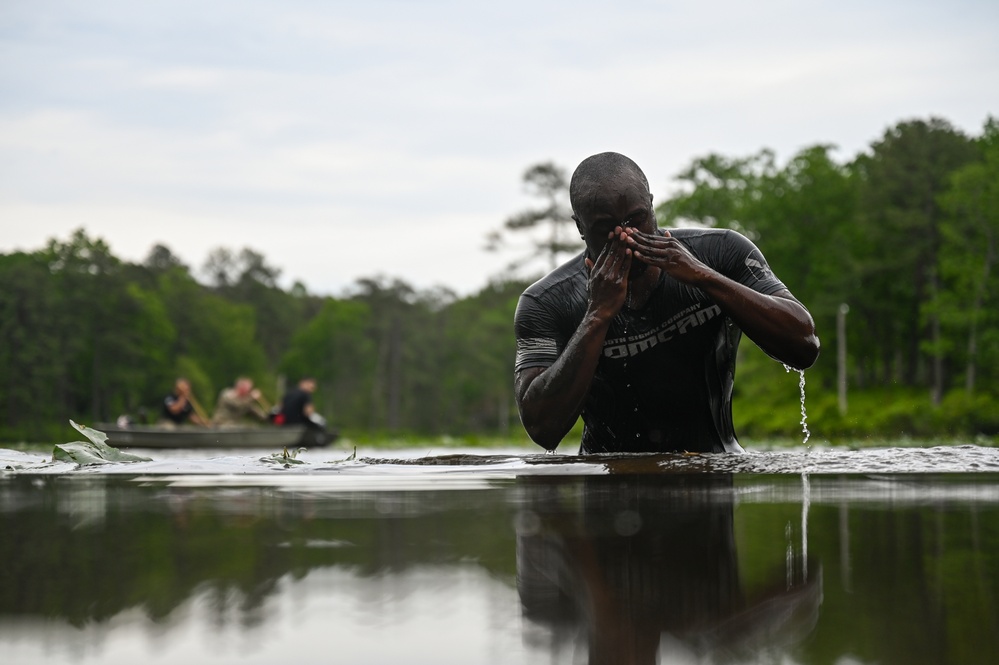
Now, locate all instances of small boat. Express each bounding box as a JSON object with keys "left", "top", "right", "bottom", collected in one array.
[{"left": 94, "top": 423, "right": 336, "bottom": 449}]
